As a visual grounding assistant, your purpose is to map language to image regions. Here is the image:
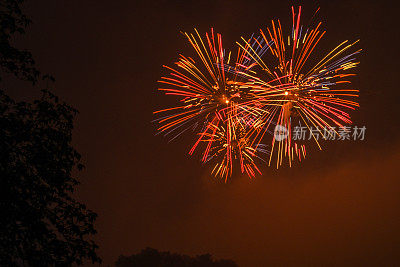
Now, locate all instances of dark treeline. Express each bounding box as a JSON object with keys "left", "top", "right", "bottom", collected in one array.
[{"left": 116, "top": 248, "right": 238, "bottom": 267}]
